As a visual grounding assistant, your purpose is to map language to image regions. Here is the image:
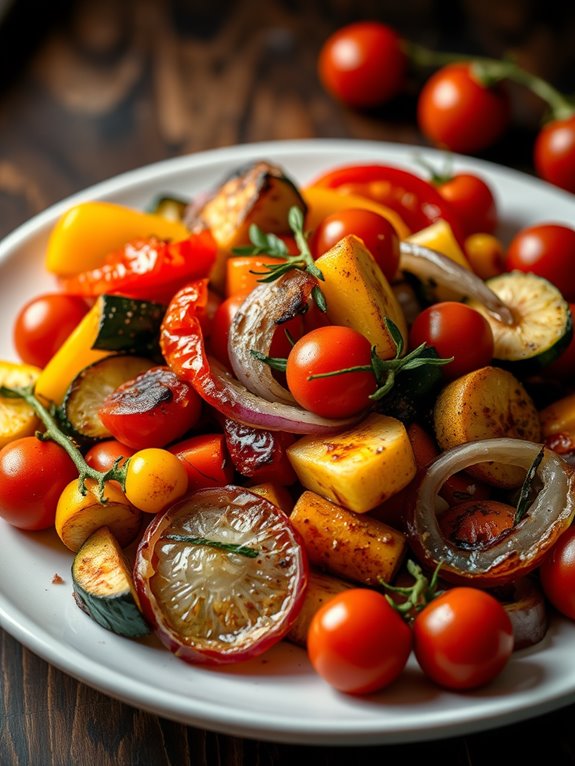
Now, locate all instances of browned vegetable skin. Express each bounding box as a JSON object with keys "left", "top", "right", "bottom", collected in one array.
[
  {"left": 290, "top": 490, "right": 407, "bottom": 586},
  {"left": 433, "top": 365, "right": 541, "bottom": 488},
  {"left": 186, "top": 160, "right": 307, "bottom": 292}
]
